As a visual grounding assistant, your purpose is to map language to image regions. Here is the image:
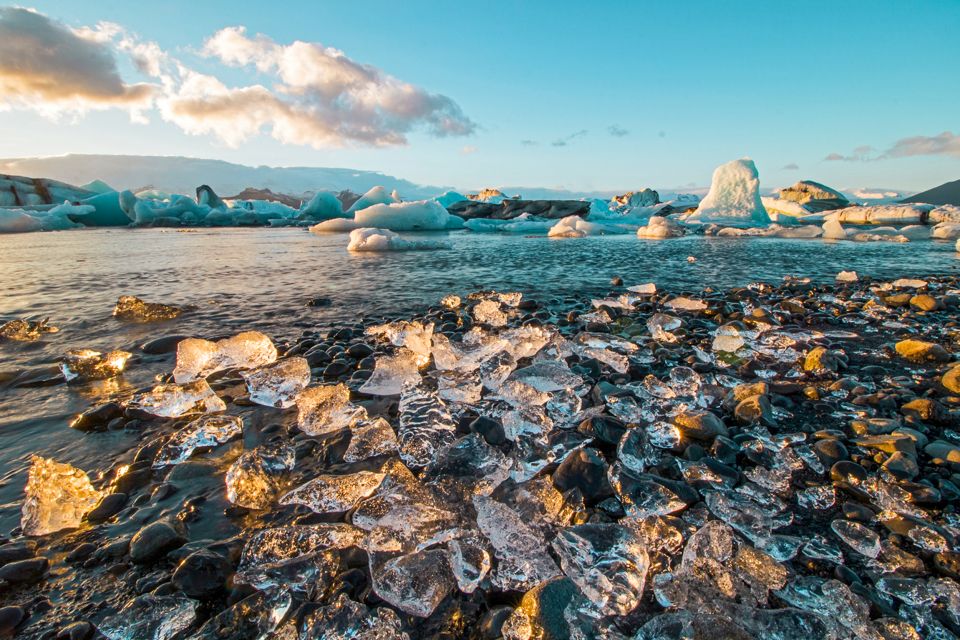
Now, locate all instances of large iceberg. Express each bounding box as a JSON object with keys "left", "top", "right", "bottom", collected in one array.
[
  {"left": 0, "top": 202, "right": 90, "bottom": 233},
  {"left": 686, "top": 158, "right": 770, "bottom": 226},
  {"left": 547, "top": 215, "right": 626, "bottom": 238},
  {"left": 311, "top": 200, "right": 463, "bottom": 233},
  {"left": 300, "top": 191, "right": 345, "bottom": 219},
  {"left": 348, "top": 186, "right": 398, "bottom": 213},
  {"left": 827, "top": 204, "right": 933, "bottom": 225},
  {"left": 347, "top": 228, "right": 451, "bottom": 252}
]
